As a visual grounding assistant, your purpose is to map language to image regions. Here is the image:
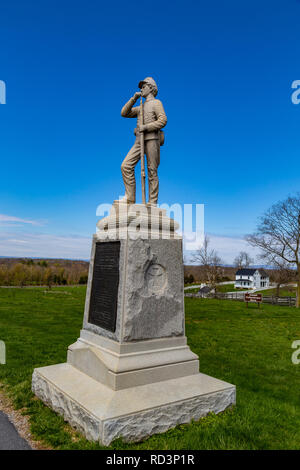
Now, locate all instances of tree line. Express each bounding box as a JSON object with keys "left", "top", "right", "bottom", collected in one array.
[{"left": 0, "top": 258, "right": 89, "bottom": 287}]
